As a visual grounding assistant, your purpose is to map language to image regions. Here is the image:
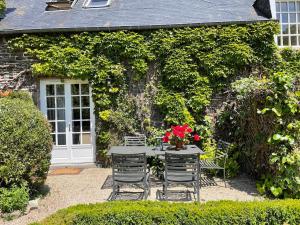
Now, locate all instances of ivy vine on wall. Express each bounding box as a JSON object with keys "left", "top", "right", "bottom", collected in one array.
[{"left": 8, "top": 21, "right": 279, "bottom": 165}]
